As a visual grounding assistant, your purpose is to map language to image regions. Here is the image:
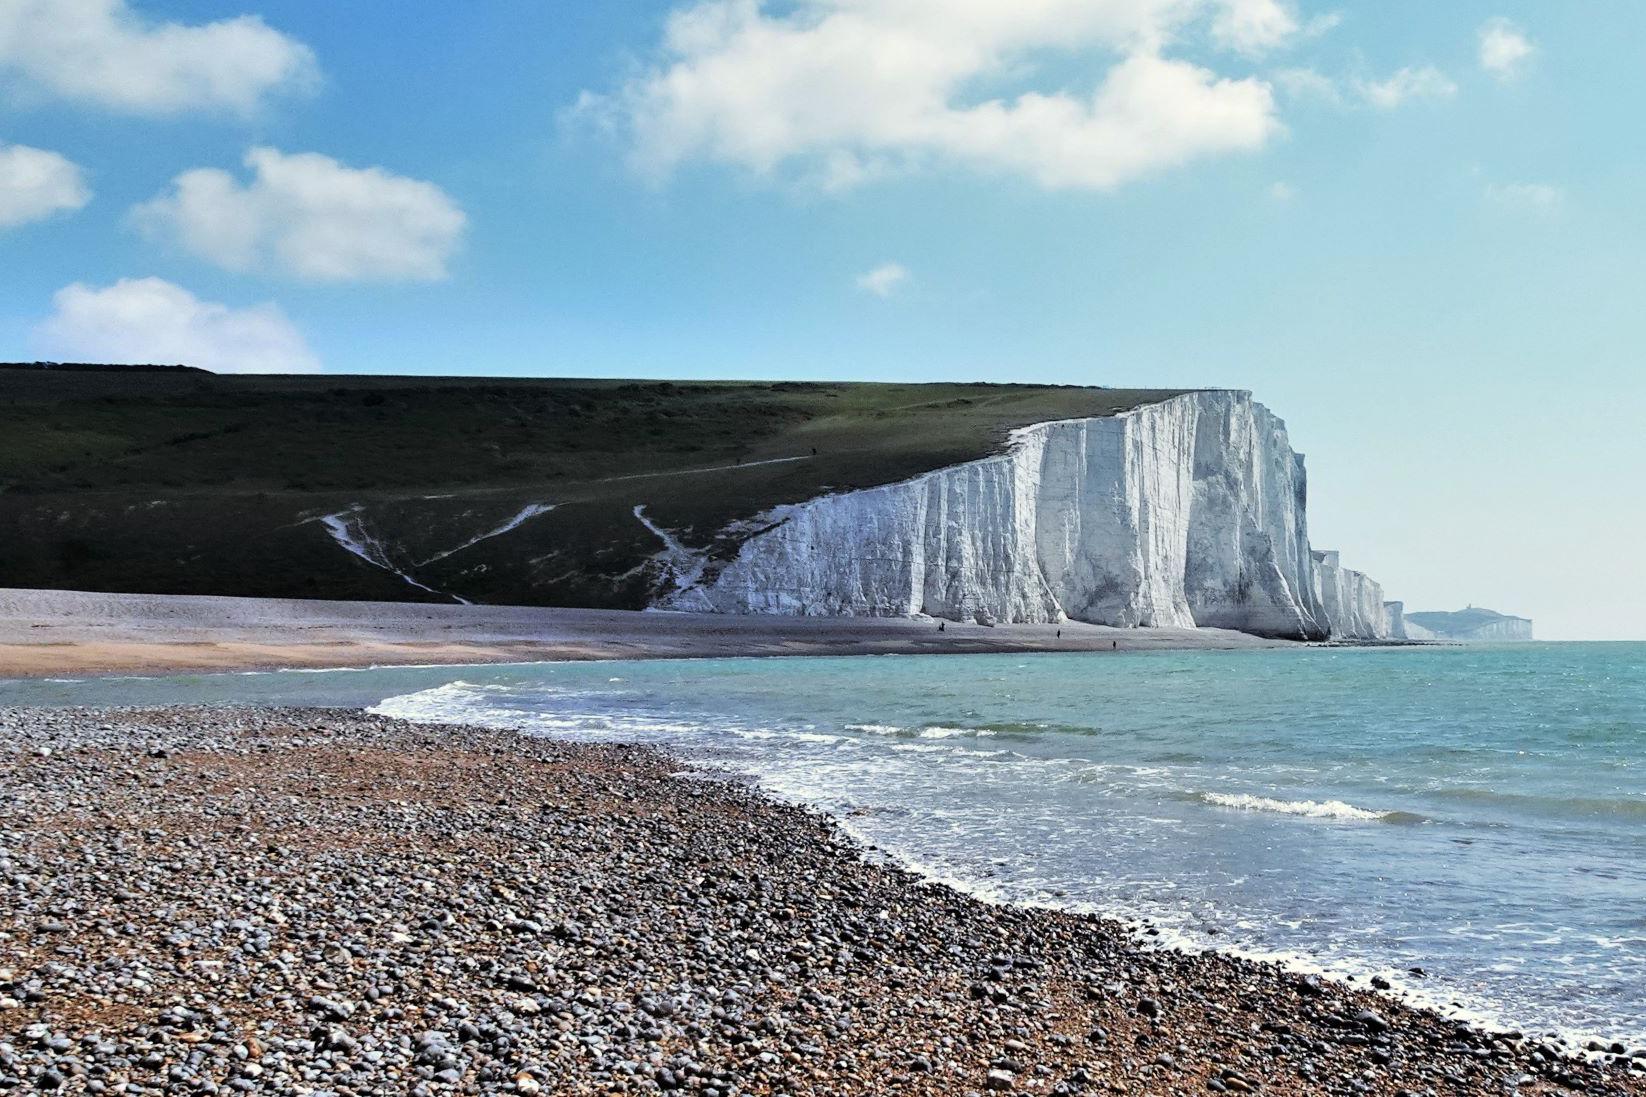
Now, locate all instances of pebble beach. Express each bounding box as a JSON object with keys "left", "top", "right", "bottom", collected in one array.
[{"left": 2, "top": 705, "right": 1642, "bottom": 1096}]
